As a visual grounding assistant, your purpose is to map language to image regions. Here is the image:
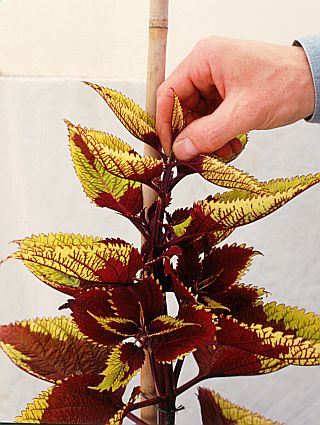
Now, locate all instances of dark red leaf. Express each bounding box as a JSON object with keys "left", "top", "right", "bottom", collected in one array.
[
  {"left": 120, "top": 342, "right": 145, "bottom": 373},
  {"left": 168, "top": 207, "right": 191, "bottom": 226},
  {"left": 111, "top": 276, "right": 165, "bottom": 325},
  {"left": 194, "top": 345, "right": 263, "bottom": 377},
  {"left": 176, "top": 245, "right": 202, "bottom": 288},
  {"left": 143, "top": 132, "right": 161, "bottom": 150},
  {"left": 22, "top": 374, "right": 124, "bottom": 424},
  {"left": 66, "top": 290, "right": 124, "bottom": 346},
  {"left": 196, "top": 244, "right": 257, "bottom": 297},
  {"left": 97, "top": 238, "right": 143, "bottom": 284},
  {"left": 95, "top": 186, "right": 142, "bottom": 215},
  {"left": 209, "top": 284, "right": 265, "bottom": 322},
  {"left": 0, "top": 318, "right": 110, "bottom": 383},
  {"left": 217, "top": 316, "right": 288, "bottom": 358},
  {"left": 151, "top": 305, "right": 215, "bottom": 363},
  {"left": 198, "top": 387, "right": 236, "bottom": 425},
  {"left": 163, "top": 258, "right": 197, "bottom": 304}
]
